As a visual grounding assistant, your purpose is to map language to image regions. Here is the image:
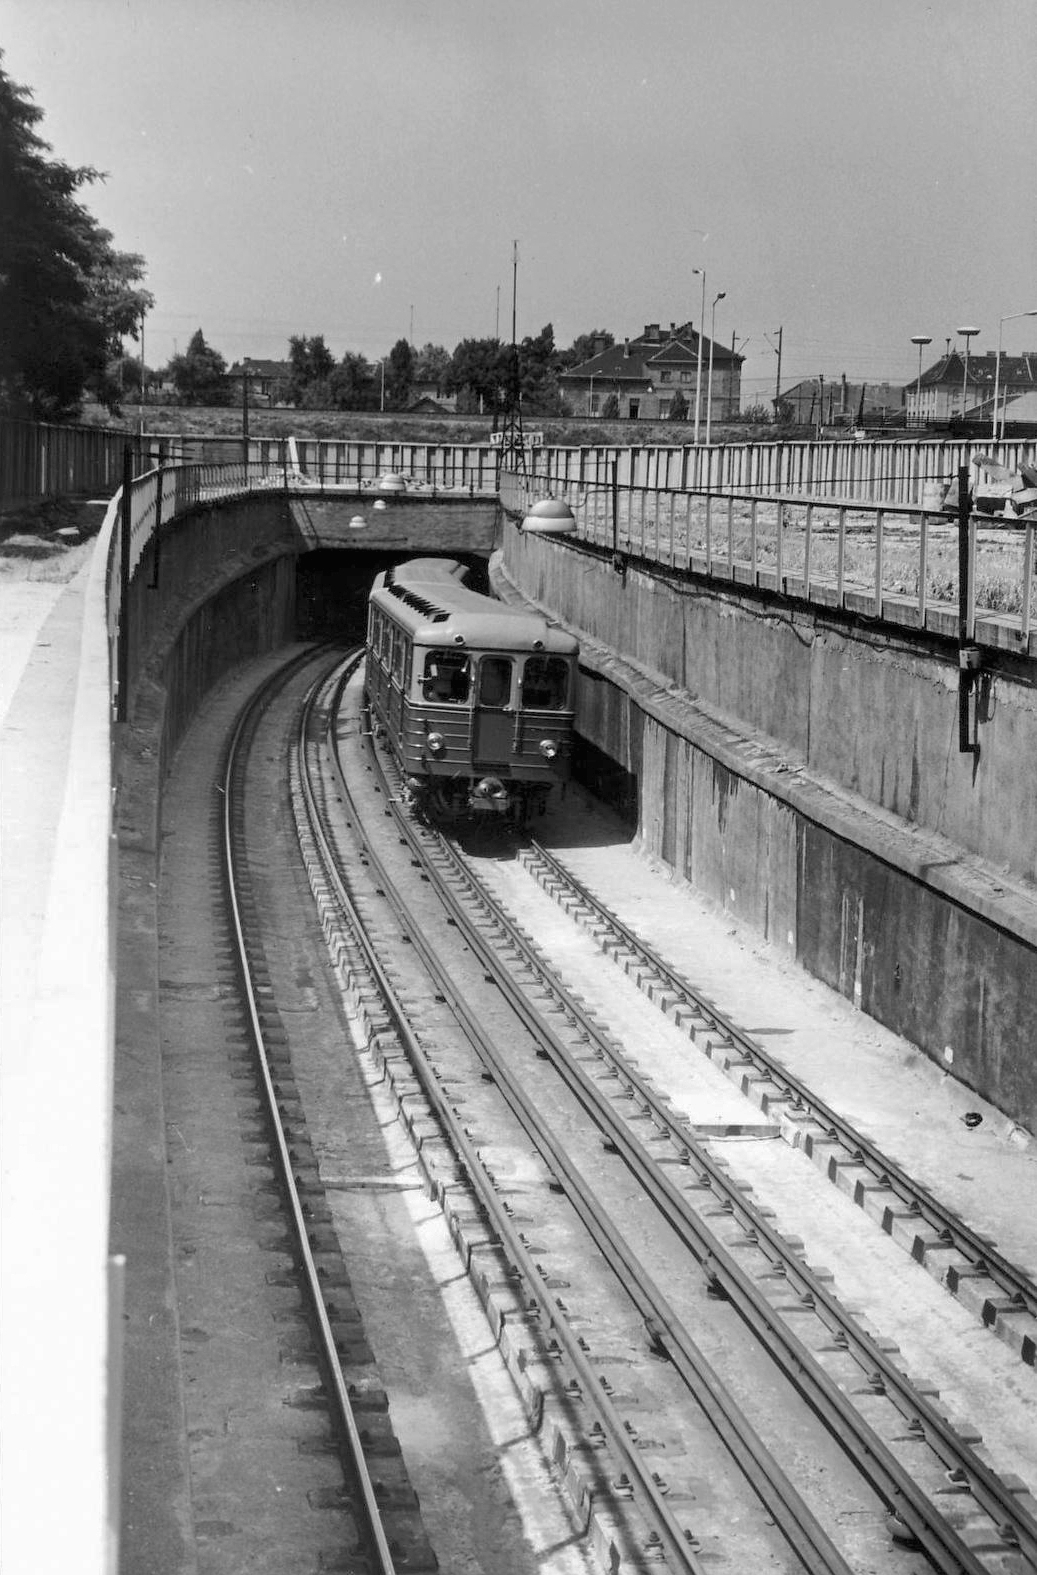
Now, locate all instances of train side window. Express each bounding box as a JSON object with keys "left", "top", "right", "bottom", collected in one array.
[
  {"left": 477, "top": 656, "right": 513, "bottom": 708},
  {"left": 422, "top": 649, "right": 471, "bottom": 703},
  {"left": 391, "top": 627, "right": 405, "bottom": 683},
  {"left": 520, "top": 655, "right": 569, "bottom": 710}
]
